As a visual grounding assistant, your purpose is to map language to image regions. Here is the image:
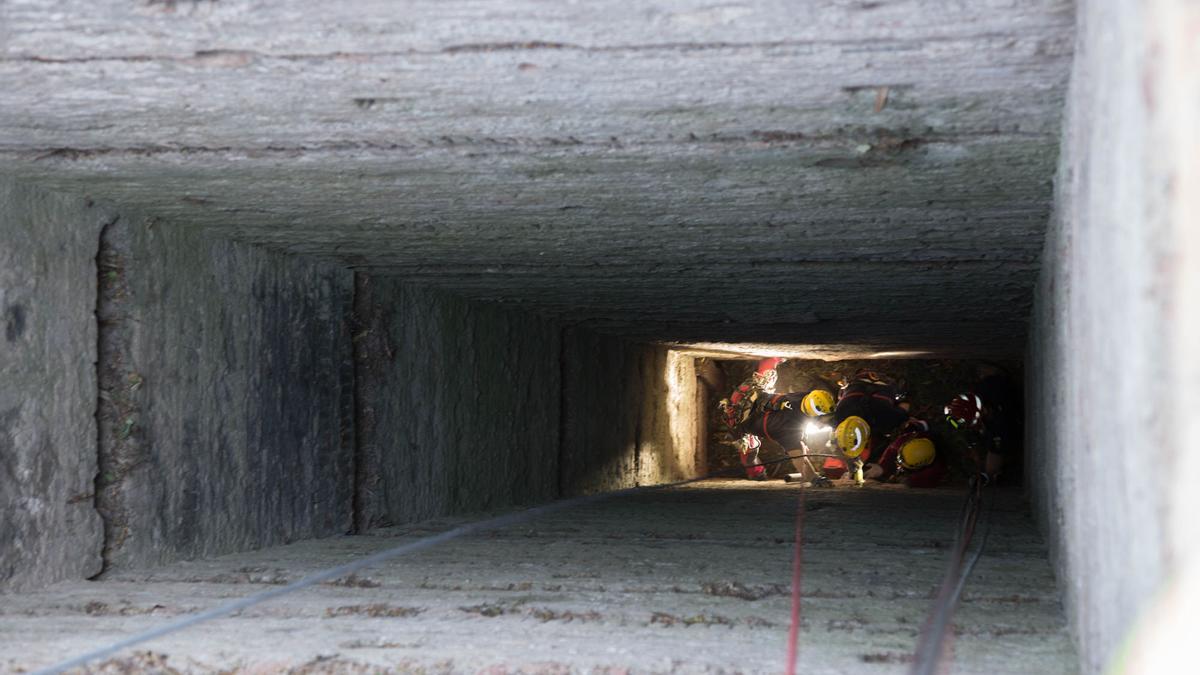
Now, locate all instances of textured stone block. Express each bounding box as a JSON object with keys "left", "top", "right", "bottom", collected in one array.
[
  {"left": 354, "top": 277, "right": 561, "bottom": 527},
  {"left": 1027, "top": 0, "right": 1200, "bottom": 669},
  {"left": 0, "top": 179, "right": 106, "bottom": 591},
  {"left": 560, "top": 328, "right": 699, "bottom": 495},
  {"left": 0, "top": 0, "right": 1073, "bottom": 355},
  {"left": 94, "top": 211, "right": 355, "bottom": 572}
]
